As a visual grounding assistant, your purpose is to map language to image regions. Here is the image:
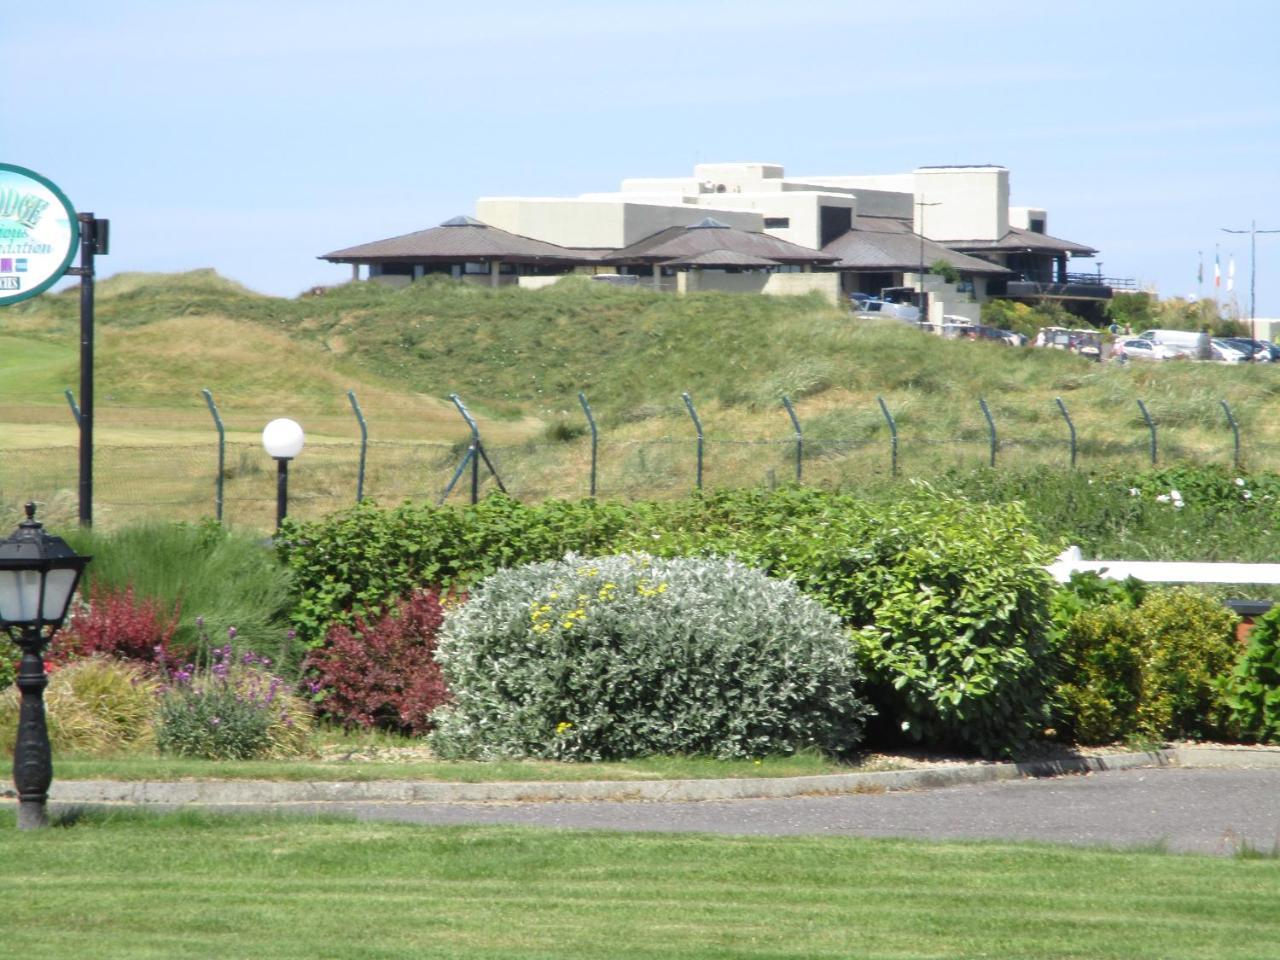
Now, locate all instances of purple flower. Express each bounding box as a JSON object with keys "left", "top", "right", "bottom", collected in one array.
[
  {"left": 227, "top": 626, "right": 237, "bottom": 640},
  {"left": 196, "top": 616, "right": 205, "bottom": 628},
  {"left": 209, "top": 717, "right": 221, "bottom": 726}
]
